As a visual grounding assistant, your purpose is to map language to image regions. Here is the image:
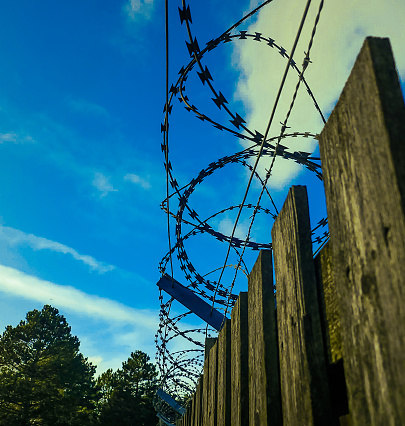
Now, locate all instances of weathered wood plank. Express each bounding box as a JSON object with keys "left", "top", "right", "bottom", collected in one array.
[
  {"left": 190, "top": 391, "right": 196, "bottom": 426},
  {"left": 319, "top": 36, "right": 405, "bottom": 425},
  {"left": 194, "top": 377, "right": 203, "bottom": 426},
  {"left": 248, "top": 250, "right": 281, "bottom": 425},
  {"left": 231, "top": 292, "right": 249, "bottom": 426},
  {"left": 217, "top": 319, "right": 231, "bottom": 426},
  {"left": 314, "top": 240, "right": 343, "bottom": 364},
  {"left": 201, "top": 337, "right": 217, "bottom": 425},
  {"left": 204, "top": 337, "right": 217, "bottom": 360},
  {"left": 207, "top": 341, "right": 218, "bottom": 425},
  {"left": 202, "top": 349, "right": 212, "bottom": 424},
  {"left": 187, "top": 399, "right": 192, "bottom": 426},
  {"left": 272, "top": 185, "right": 336, "bottom": 425}
]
